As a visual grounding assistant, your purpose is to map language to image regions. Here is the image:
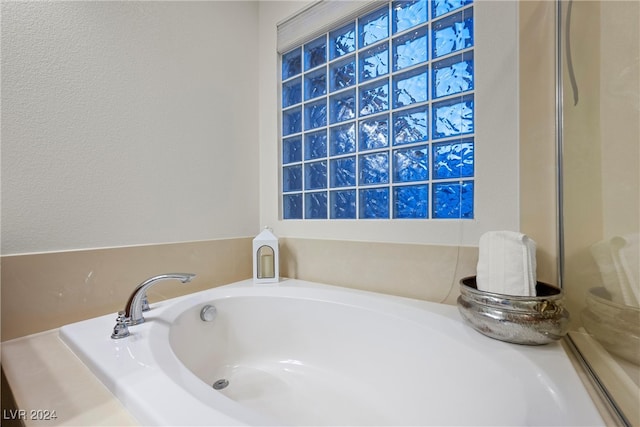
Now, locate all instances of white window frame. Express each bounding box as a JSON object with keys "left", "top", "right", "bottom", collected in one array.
[{"left": 258, "top": 0, "right": 519, "bottom": 246}]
